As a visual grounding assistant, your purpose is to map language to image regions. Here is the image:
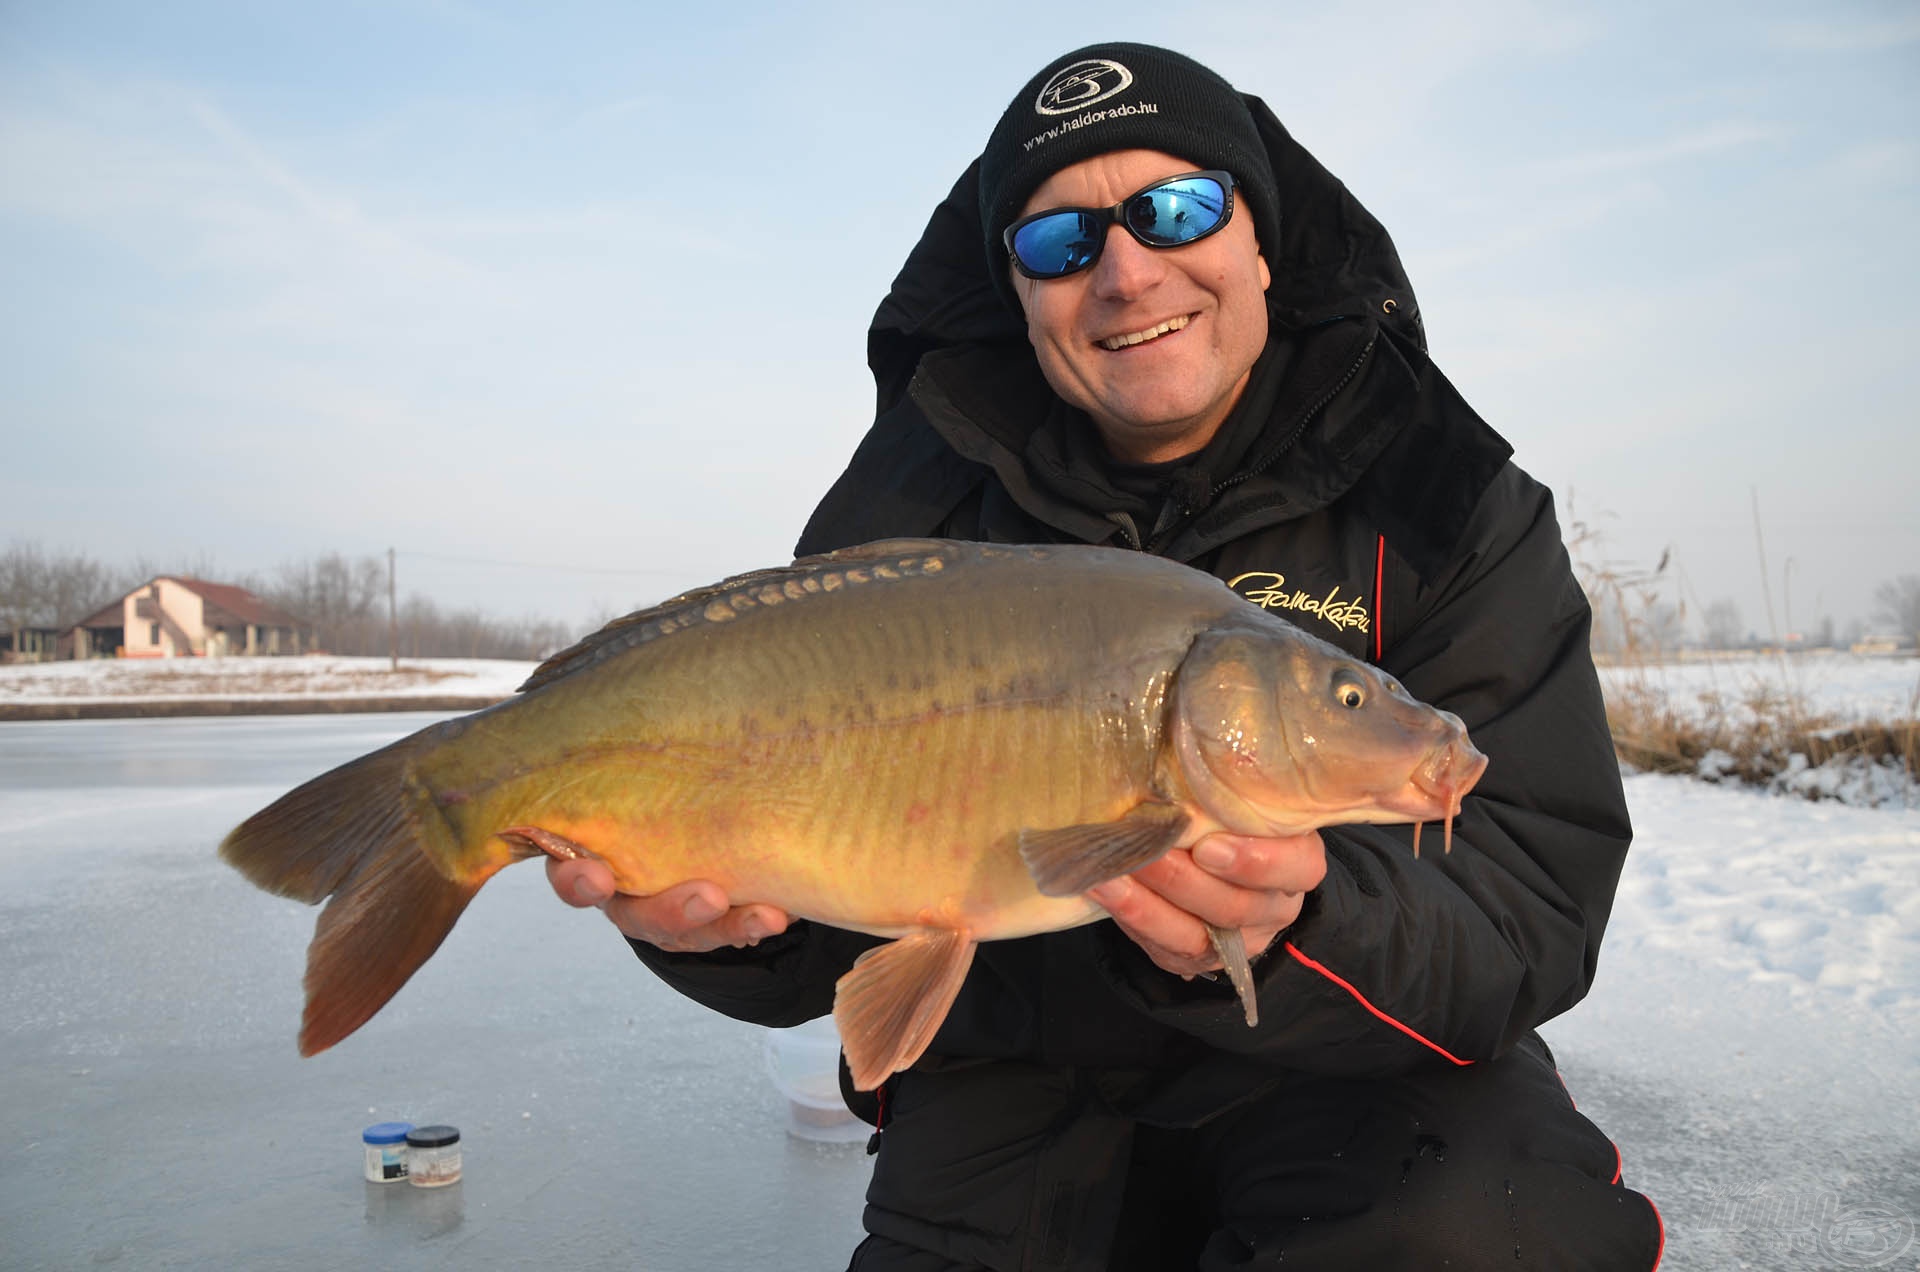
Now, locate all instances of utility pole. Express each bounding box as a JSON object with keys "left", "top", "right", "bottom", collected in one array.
[{"left": 388, "top": 547, "right": 398, "bottom": 672}]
